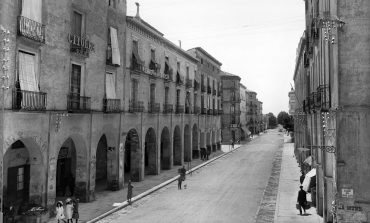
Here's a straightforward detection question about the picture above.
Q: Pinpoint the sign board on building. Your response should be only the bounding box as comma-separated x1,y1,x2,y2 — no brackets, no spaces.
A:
341,188,354,198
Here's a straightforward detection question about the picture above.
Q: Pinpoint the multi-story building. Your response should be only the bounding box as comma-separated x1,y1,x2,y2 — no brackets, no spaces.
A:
0,0,222,219
256,100,264,132
293,1,370,222
288,88,297,115
187,47,222,154
246,90,258,134
239,83,249,140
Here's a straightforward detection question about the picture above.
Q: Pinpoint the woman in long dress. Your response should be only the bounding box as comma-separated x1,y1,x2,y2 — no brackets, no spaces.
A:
65,198,74,223
56,201,65,223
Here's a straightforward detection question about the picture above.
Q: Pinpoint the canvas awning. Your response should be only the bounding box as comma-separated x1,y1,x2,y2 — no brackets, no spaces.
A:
241,126,251,136
302,168,316,191
303,156,313,166
109,27,120,66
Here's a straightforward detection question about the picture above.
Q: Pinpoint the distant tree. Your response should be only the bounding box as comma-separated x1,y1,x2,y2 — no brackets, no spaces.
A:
277,111,294,132
267,112,277,129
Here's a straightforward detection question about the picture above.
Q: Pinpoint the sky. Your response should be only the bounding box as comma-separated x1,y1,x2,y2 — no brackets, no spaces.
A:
126,0,305,116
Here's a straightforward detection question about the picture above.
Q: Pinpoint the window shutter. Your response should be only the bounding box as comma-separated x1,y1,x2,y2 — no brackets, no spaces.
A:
18,51,38,92
21,0,42,23
110,27,120,66
105,72,116,99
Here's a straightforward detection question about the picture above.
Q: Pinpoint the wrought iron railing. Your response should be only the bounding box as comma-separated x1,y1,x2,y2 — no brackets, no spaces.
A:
175,105,184,114
207,109,213,115
17,16,45,43
103,98,120,113
129,100,144,113
186,79,192,89
67,93,91,112
131,62,145,74
163,72,173,82
163,103,173,114
148,102,160,113
12,89,47,111
317,85,330,111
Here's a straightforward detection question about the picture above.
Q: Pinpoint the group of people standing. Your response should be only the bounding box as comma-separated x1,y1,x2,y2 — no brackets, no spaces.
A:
56,198,79,223
200,148,210,161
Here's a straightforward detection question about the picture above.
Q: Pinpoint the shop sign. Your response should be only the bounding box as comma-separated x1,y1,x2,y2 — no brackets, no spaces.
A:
341,188,354,198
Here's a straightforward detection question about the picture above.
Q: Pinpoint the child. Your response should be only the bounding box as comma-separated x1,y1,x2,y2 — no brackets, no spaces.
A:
56,201,65,223
65,198,73,223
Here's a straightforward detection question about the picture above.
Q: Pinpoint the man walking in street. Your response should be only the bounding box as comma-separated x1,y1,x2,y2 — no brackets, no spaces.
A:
127,180,134,205
297,185,307,215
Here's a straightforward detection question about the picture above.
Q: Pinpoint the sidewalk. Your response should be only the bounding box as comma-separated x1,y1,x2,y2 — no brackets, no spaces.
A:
274,142,323,223
47,150,225,223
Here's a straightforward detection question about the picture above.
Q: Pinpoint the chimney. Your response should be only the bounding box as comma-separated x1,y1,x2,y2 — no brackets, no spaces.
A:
135,2,141,19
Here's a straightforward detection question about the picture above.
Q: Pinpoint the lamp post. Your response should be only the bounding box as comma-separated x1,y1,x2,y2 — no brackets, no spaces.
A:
0,25,10,223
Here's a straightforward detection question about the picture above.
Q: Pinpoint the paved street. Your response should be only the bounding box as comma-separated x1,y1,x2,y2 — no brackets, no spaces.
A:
98,130,284,223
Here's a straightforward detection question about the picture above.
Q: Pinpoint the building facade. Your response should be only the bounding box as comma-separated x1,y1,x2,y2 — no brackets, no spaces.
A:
294,0,370,222
288,88,297,115
0,0,222,219
246,90,258,135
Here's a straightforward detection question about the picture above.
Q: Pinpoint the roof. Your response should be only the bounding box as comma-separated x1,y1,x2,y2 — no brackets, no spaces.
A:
187,47,222,66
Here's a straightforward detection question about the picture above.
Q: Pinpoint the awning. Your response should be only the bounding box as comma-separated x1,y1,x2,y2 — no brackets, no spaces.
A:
303,156,313,166
297,147,310,152
306,168,316,177
110,27,120,66
241,126,251,136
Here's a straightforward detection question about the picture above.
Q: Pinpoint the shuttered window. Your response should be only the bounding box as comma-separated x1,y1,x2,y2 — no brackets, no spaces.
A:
21,0,42,23
131,79,138,103
72,11,82,36
105,72,116,99
18,51,38,92
70,64,81,95
109,27,120,65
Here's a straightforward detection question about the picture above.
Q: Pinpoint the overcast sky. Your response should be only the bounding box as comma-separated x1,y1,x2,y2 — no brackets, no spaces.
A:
127,0,305,116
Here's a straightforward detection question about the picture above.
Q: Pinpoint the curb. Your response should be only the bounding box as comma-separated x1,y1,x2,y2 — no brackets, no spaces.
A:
87,145,243,223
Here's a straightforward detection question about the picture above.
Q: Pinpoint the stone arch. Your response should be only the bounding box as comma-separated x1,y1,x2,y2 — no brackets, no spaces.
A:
173,125,182,165
3,138,46,211
184,124,191,162
192,124,199,159
145,128,157,175
124,129,141,182
160,127,171,170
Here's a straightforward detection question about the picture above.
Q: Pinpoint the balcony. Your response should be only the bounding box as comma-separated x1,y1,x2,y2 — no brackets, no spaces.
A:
148,102,160,113
212,89,216,96
129,100,144,113
17,16,45,43
175,105,184,114
103,98,120,113
201,107,207,115
185,79,192,89
317,85,330,111
130,62,145,75
201,85,206,93
67,93,91,112
230,96,241,103
176,74,184,86
163,72,173,82
68,33,95,57
217,90,222,97
229,123,240,128
194,106,200,114
194,80,199,91
163,103,173,114
207,109,213,115
12,89,47,111
207,86,212,94
185,105,191,114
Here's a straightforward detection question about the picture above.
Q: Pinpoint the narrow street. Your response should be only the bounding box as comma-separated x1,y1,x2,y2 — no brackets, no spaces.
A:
98,130,284,223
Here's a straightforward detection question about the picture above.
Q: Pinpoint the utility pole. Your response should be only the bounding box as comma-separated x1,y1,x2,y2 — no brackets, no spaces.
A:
0,25,10,223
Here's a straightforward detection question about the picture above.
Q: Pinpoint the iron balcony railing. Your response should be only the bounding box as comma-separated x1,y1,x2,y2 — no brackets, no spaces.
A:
185,79,192,89
129,100,144,113
103,98,120,113
148,102,160,113
175,105,184,114
207,86,212,94
201,107,207,115
17,16,45,43
130,62,145,74
185,105,191,114
201,84,206,93
317,85,330,111
176,74,184,86
67,93,91,112
12,89,47,111
163,103,173,114
163,72,173,82
194,106,200,114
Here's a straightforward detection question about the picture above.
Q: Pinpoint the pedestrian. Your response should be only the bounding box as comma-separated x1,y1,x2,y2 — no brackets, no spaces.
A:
6,204,15,223
56,201,65,223
300,172,305,185
177,176,183,190
200,148,204,160
65,198,73,223
297,186,307,215
72,198,79,223
206,148,210,160
180,166,186,181
127,180,134,205
231,141,234,150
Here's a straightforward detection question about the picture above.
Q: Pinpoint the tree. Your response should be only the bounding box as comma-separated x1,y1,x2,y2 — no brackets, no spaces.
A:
277,111,294,132
267,112,277,129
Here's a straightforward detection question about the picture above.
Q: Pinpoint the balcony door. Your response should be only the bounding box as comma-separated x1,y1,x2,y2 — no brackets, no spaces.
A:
70,64,82,109
131,79,138,104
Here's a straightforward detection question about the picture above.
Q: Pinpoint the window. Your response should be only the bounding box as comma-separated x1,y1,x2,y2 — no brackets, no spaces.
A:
72,11,83,36
150,84,155,104
70,64,81,95
105,72,116,99
149,49,156,70
176,89,180,106
201,58,203,64
164,87,169,105
194,93,197,107
186,66,189,80
108,27,120,66
18,51,38,92
21,0,42,23
201,95,204,109
164,56,170,74
131,79,138,102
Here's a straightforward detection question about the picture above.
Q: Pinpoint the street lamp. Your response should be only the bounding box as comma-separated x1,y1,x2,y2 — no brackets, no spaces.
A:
0,25,10,223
